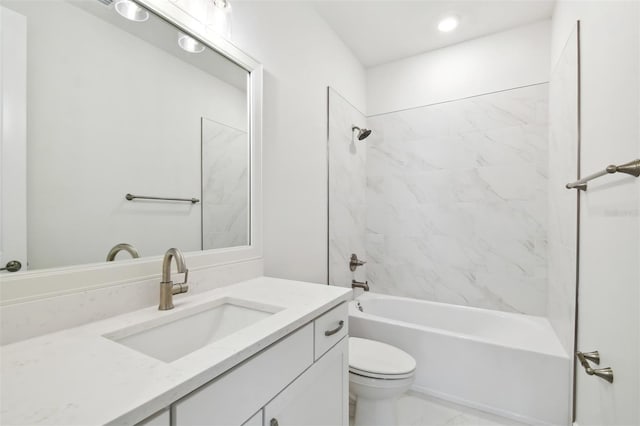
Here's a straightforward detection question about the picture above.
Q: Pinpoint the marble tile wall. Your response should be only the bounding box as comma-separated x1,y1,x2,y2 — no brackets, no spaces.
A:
202,117,249,250
366,84,550,315
547,26,579,355
328,88,368,288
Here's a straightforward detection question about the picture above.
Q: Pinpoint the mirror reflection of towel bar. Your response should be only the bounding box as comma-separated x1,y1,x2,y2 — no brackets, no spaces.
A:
125,193,200,204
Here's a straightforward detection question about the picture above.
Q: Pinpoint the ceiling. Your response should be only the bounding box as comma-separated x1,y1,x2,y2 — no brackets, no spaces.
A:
313,1,555,67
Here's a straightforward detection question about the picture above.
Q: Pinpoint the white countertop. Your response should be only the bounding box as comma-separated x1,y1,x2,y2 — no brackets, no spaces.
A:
0,277,351,425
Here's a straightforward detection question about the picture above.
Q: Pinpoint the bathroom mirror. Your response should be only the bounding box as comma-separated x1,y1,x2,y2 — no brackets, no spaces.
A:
1,0,252,273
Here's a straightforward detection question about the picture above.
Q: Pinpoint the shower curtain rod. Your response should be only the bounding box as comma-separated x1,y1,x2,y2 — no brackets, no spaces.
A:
566,158,640,191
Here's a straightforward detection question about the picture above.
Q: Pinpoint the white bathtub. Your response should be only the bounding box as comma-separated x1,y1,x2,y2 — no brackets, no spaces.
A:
349,293,571,425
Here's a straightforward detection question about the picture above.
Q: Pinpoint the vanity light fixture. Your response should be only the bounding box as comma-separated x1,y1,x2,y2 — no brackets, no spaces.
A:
114,0,149,22
178,33,205,53
438,16,459,32
212,0,230,9
207,0,232,39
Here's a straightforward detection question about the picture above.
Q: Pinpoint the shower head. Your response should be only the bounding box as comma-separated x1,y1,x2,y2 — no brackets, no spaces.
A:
352,126,372,141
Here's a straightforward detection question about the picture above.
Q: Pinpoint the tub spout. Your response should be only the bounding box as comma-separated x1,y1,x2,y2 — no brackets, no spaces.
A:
352,280,369,291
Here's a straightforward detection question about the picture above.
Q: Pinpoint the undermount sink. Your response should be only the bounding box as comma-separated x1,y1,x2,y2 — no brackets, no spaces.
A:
104,298,282,362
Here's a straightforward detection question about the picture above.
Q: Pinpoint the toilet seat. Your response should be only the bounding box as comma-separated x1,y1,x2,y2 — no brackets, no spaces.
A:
349,337,416,380
349,366,414,380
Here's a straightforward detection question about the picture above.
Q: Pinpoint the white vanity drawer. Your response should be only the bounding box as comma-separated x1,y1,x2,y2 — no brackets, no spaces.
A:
314,302,348,360
173,323,313,426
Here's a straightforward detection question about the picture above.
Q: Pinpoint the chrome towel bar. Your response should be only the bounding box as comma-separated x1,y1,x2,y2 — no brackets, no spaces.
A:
125,193,200,204
566,158,640,191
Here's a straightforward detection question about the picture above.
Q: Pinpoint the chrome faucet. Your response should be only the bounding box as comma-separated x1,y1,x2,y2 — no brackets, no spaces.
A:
106,243,140,261
352,280,369,291
159,248,189,310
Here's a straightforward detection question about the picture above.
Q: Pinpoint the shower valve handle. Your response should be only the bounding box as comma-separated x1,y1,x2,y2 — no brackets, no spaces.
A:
349,253,366,271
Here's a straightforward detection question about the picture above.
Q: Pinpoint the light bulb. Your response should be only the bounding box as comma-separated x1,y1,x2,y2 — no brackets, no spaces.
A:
207,0,232,39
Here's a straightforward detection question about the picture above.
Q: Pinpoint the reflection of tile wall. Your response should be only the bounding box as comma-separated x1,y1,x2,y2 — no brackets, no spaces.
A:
328,88,368,287
547,27,579,355
367,84,549,315
202,117,249,250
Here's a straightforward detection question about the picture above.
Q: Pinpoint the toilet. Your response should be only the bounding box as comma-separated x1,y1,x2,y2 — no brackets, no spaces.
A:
349,337,416,426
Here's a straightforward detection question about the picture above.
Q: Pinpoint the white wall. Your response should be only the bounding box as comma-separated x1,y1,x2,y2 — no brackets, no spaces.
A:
550,1,639,425
230,2,367,284
367,20,551,116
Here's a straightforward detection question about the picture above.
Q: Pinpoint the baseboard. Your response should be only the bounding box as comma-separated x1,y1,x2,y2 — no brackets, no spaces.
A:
410,384,562,426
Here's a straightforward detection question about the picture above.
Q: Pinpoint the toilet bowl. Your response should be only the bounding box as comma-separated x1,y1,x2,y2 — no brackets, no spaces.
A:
349,337,416,426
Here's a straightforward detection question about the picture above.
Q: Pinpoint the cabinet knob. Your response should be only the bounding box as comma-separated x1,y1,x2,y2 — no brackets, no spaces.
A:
270,418,279,426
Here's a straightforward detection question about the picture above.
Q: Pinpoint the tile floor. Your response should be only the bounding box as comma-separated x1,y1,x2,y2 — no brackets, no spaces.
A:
350,391,530,426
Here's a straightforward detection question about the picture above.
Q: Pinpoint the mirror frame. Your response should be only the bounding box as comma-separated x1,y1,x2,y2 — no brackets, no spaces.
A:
0,0,263,305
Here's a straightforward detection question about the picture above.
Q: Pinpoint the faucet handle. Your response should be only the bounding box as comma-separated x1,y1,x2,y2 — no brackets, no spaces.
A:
172,269,189,295
178,268,189,289
178,268,189,285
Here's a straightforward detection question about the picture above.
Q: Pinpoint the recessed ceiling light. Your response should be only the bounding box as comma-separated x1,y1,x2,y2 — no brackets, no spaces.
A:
438,16,459,32
114,0,149,22
178,33,205,53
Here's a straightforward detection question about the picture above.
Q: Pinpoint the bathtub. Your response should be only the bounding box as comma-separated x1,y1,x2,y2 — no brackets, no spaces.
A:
349,293,571,425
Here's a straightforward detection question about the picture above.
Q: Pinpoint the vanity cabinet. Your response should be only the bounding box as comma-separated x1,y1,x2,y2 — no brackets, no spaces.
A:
171,302,348,426
263,337,348,426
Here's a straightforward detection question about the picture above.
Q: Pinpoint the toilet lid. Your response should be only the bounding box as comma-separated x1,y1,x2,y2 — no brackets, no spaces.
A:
349,337,416,379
